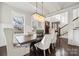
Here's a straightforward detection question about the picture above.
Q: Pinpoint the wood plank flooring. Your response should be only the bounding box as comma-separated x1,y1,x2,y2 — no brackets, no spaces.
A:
0,46,7,56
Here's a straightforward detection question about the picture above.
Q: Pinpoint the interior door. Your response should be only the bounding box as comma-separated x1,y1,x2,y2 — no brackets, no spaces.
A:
73,29,79,46
45,21,50,34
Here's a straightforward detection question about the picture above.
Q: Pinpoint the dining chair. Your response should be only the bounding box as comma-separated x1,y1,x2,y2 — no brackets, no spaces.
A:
50,28,57,44
4,28,29,56
50,29,57,55
34,34,52,56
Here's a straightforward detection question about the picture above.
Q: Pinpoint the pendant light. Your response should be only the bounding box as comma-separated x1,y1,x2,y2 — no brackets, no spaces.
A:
33,2,45,22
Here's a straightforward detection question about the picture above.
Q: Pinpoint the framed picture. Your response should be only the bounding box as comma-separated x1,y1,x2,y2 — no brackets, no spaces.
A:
13,16,24,33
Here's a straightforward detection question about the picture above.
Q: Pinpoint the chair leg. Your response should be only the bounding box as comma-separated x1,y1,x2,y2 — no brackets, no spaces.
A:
48,48,51,55
44,50,46,56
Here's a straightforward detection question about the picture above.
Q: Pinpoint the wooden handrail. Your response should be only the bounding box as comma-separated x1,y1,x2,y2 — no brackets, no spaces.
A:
60,32,68,36
60,24,68,29
73,17,79,21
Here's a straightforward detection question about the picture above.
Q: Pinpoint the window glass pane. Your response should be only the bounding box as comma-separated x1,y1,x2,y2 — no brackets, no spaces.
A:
78,8,79,17
53,14,61,21
73,8,79,19
60,12,68,27
52,12,68,28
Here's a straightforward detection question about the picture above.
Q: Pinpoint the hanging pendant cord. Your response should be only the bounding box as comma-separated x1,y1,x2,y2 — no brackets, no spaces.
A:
42,2,43,16
36,2,37,13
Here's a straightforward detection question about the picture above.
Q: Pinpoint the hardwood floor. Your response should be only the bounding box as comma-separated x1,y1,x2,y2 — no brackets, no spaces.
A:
0,44,79,56
0,46,7,56
67,45,79,56
25,44,79,56
0,37,78,56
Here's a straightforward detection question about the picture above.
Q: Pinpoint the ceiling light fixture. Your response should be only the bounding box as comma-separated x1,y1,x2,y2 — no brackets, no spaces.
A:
32,2,45,22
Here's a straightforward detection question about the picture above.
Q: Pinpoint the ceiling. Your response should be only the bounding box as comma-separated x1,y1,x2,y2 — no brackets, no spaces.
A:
4,2,79,16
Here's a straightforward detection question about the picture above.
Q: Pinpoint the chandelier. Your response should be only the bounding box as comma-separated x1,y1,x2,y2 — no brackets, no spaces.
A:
32,2,45,22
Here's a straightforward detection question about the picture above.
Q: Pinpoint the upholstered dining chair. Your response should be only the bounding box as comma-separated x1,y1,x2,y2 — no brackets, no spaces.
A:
35,34,52,56
4,28,29,56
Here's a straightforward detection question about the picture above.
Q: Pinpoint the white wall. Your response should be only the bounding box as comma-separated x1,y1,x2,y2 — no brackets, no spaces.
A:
0,3,1,46
0,3,31,55
25,14,32,35
0,4,1,23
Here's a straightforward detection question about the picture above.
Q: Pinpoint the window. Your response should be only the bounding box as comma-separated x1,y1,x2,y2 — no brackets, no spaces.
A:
73,8,79,20
32,15,44,30
52,12,68,28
